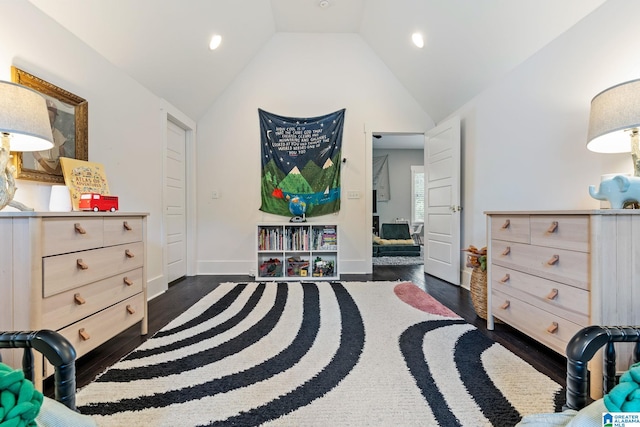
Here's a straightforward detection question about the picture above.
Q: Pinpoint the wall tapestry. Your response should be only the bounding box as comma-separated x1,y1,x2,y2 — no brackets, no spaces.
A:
372,154,390,202
259,108,345,219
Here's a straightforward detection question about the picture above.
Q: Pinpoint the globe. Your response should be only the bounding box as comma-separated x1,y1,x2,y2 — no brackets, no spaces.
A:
288,196,307,217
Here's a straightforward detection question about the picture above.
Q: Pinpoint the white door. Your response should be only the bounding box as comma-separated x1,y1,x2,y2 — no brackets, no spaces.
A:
424,116,461,285
165,119,187,283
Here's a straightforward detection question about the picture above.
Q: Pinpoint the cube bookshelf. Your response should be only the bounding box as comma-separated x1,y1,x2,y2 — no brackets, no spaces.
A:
257,224,339,280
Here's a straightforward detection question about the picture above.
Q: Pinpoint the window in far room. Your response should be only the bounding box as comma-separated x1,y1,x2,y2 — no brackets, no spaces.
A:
411,165,424,224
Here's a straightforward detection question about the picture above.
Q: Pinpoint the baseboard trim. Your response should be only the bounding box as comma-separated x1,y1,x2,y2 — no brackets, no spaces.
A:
461,268,472,290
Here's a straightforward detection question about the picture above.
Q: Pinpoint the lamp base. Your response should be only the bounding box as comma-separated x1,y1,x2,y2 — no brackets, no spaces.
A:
0,134,33,211
631,130,640,177
0,135,16,211
8,199,34,211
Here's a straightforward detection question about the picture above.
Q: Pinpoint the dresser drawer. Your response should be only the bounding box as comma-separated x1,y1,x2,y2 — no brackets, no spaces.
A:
491,264,589,325
491,240,589,289
56,294,144,360
530,215,589,252
491,290,584,355
104,217,143,246
45,293,145,376
42,267,143,330
42,218,104,256
43,241,144,297
490,215,530,243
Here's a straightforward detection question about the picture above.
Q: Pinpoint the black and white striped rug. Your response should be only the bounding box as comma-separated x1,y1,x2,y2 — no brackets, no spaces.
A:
76,281,563,426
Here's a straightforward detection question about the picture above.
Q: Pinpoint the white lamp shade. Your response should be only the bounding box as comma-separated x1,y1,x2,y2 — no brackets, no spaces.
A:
587,78,640,153
0,80,54,152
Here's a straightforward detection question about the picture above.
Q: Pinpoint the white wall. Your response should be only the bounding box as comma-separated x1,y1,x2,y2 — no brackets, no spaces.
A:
455,0,637,267
0,1,178,297
373,148,424,226
196,33,433,275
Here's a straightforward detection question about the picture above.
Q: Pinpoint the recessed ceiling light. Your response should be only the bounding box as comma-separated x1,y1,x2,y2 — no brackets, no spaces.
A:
412,32,424,48
209,34,222,50
319,0,330,8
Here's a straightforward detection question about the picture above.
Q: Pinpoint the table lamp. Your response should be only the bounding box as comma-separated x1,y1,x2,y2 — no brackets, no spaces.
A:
0,80,54,211
587,78,640,176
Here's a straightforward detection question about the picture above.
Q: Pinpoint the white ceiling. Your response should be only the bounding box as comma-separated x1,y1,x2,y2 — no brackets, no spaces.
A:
29,0,605,123
373,133,425,150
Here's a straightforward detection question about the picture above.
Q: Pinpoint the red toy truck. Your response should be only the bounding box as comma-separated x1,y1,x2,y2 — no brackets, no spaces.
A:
79,193,119,212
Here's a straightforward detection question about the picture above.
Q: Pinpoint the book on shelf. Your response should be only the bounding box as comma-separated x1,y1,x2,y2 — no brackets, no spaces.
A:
313,226,337,250
286,227,309,251
258,227,283,251
60,157,110,211
260,224,336,251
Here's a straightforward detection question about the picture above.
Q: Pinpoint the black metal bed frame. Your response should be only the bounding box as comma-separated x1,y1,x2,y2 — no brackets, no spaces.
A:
565,325,640,410
0,330,77,410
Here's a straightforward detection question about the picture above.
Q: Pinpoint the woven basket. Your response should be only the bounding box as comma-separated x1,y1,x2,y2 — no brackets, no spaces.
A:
470,267,488,320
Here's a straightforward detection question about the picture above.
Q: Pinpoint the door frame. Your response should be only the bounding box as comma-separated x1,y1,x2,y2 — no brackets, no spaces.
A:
161,100,197,285
367,130,426,273
366,122,460,283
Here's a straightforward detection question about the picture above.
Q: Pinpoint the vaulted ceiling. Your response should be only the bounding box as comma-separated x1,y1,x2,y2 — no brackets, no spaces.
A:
29,0,605,122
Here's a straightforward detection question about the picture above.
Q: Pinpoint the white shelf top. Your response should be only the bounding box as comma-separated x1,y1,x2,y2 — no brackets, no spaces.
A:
0,211,149,218
484,209,640,215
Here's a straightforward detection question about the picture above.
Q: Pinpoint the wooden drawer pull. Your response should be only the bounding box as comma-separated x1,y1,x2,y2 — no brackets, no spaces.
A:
74,223,86,234
125,249,135,258
501,219,511,229
126,305,136,315
501,246,511,256
546,288,559,300
547,254,560,265
499,274,510,283
74,293,86,305
78,328,90,341
547,221,559,233
123,277,134,286
500,300,510,310
76,259,89,270
123,221,132,231
547,322,559,334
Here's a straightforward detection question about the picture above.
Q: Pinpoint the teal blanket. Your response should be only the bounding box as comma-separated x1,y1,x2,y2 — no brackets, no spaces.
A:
604,361,640,412
0,363,42,427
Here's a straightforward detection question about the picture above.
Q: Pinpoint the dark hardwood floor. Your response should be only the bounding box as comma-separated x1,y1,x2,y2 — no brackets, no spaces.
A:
45,265,567,396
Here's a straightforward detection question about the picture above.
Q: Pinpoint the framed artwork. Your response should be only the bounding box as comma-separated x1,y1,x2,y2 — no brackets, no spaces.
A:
11,66,88,183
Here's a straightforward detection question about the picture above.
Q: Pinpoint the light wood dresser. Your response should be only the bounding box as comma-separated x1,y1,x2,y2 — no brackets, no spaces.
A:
0,212,148,389
486,210,640,396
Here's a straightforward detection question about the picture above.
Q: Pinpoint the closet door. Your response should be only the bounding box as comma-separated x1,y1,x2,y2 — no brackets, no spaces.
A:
165,119,187,283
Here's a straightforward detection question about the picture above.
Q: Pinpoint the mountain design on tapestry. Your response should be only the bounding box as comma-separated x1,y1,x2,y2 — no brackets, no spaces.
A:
260,151,341,217
278,166,313,194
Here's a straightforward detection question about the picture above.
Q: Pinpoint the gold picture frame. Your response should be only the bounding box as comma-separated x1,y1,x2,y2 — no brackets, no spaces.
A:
11,66,88,183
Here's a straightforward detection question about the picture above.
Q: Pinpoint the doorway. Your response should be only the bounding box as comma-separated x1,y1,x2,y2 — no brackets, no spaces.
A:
372,133,425,265
370,118,461,284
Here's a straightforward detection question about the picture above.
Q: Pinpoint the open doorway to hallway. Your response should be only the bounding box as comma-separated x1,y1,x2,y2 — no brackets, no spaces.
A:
372,133,424,266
